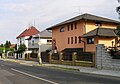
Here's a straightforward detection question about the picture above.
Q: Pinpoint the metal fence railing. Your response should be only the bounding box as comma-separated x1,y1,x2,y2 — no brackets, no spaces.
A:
76,52,93,62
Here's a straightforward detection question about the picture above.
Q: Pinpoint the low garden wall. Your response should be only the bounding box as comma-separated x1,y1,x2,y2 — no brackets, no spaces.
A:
96,44,120,70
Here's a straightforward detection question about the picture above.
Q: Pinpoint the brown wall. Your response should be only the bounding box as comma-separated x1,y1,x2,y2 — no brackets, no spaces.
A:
52,21,85,51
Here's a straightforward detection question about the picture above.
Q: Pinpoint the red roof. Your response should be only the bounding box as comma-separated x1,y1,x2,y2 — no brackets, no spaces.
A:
16,26,40,38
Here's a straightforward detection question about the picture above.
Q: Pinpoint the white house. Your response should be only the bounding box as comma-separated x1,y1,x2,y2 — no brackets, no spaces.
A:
27,29,52,53
16,26,40,59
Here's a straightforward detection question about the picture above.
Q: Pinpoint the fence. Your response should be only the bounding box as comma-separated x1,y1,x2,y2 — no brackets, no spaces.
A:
41,52,49,62
49,52,95,67
24,53,38,61
96,44,120,70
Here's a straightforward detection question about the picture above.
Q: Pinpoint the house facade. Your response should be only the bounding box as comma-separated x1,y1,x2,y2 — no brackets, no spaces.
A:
27,30,52,53
47,13,119,52
16,26,40,49
24,30,52,61
16,26,40,58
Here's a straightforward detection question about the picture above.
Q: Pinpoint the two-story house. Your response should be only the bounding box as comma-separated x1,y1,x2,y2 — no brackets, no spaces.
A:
46,13,119,52
27,29,52,53
24,30,52,61
16,26,40,58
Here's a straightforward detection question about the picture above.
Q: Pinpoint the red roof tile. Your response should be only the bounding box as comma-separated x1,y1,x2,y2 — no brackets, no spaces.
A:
16,26,40,38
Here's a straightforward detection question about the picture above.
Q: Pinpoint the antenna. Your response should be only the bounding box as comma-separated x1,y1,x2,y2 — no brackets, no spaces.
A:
78,7,83,15
74,6,82,15
33,20,36,27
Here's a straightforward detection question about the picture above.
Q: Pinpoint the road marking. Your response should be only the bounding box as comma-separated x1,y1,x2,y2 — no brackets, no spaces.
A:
11,68,59,84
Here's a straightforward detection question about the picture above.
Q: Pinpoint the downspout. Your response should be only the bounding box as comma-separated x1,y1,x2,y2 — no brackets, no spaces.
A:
84,19,87,34
96,28,99,36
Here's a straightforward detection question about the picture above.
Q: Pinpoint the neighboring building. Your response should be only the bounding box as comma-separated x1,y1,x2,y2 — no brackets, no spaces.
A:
24,29,52,61
27,29,52,53
46,13,119,52
16,26,40,58
10,44,16,49
16,26,40,50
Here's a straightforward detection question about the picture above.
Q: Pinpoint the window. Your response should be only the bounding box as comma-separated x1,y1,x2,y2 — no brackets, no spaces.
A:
71,37,73,44
29,41,31,45
95,22,102,27
20,41,22,44
60,27,65,32
47,40,52,42
71,24,73,30
87,38,94,44
32,40,34,46
68,37,70,44
78,36,81,43
68,25,69,31
47,40,52,44
75,23,77,29
75,36,77,44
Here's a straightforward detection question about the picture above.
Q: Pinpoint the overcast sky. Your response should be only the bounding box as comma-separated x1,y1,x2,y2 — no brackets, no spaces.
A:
0,0,119,44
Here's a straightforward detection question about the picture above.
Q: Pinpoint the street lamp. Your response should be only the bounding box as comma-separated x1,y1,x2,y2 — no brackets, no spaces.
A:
38,34,42,64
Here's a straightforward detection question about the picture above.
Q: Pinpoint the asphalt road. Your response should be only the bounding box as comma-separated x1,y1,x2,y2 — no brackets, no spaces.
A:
0,60,120,84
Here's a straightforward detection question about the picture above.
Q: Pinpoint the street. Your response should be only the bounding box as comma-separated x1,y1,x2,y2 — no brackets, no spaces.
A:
0,60,120,84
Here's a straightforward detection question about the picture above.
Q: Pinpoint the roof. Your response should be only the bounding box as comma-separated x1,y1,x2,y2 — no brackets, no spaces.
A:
40,30,52,38
10,44,16,48
16,26,40,38
82,28,117,38
34,30,52,38
46,13,120,30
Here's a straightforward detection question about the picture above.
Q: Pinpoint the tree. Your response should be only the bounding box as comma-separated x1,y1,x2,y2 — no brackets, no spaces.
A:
0,44,4,47
18,44,26,53
15,44,17,50
117,0,120,18
4,40,11,48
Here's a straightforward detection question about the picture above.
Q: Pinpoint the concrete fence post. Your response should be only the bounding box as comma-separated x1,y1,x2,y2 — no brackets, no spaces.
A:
49,53,52,63
96,44,104,69
72,52,77,66
59,52,63,64
92,53,95,67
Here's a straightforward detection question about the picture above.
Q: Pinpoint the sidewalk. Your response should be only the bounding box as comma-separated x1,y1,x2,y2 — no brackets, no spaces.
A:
0,58,39,66
0,58,120,78
43,63,120,77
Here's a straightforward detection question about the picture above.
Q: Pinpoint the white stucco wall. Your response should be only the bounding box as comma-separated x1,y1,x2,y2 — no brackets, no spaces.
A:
17,36,29,49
